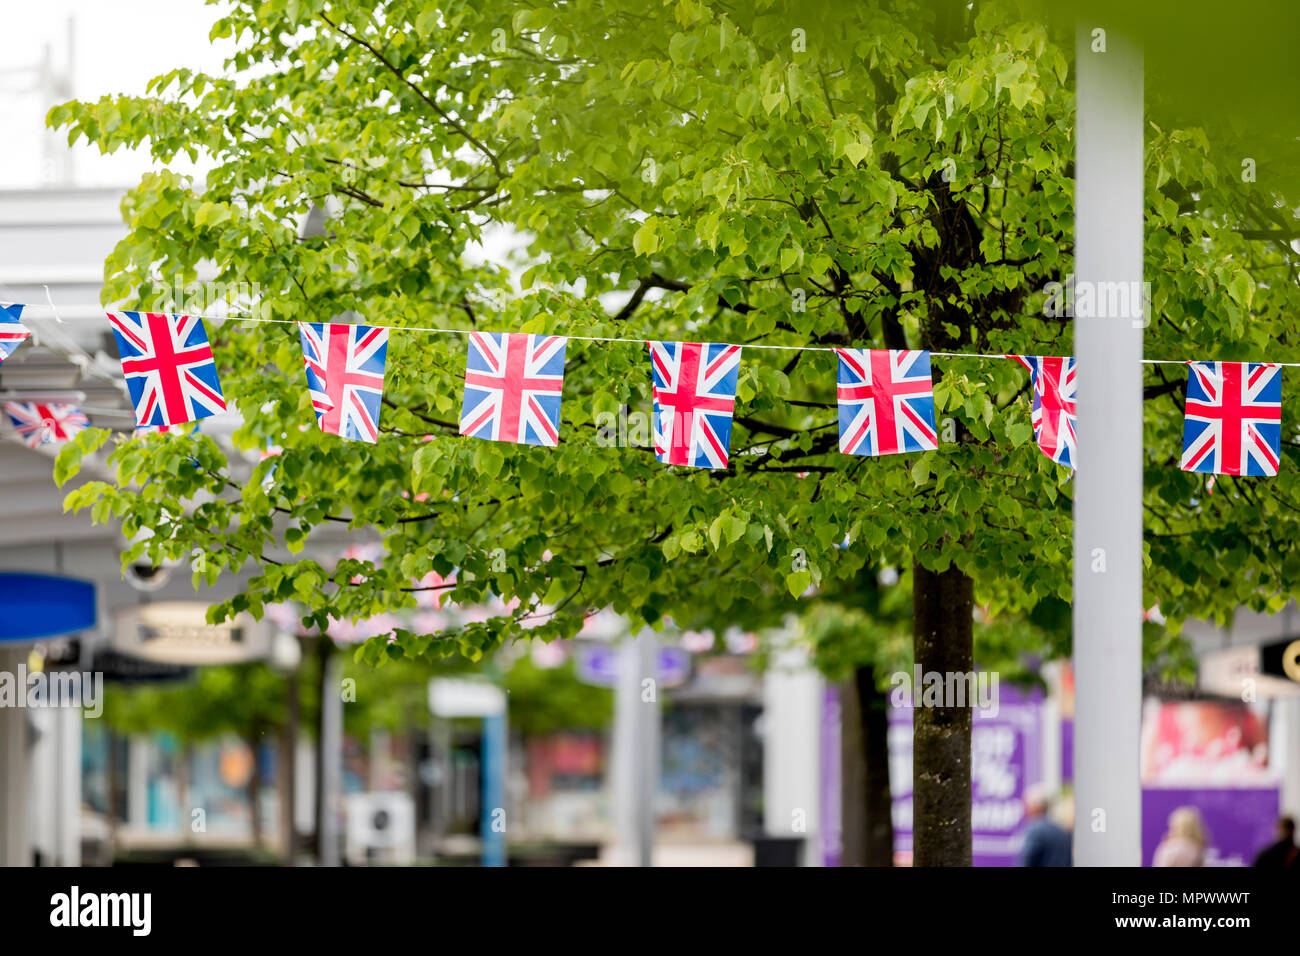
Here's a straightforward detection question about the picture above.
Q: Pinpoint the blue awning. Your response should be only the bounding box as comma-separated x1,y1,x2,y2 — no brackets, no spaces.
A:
0,573,96,642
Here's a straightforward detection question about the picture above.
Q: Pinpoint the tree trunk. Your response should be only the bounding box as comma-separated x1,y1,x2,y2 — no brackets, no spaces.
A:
911,560,974,866
839,666,894,865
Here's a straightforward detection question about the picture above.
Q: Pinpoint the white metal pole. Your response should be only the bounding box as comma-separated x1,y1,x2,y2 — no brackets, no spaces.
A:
614,629,659,866
634,630,659,867
57,704,81,866
320,650,343,866
1073,24,1145,866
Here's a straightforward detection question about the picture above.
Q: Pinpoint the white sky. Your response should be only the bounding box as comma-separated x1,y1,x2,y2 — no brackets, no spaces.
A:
0,0,232,188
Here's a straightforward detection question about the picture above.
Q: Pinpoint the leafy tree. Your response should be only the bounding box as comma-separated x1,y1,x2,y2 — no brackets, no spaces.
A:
51,0,1300,865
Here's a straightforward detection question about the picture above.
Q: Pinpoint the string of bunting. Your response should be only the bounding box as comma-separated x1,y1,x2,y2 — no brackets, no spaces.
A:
0,301,1286,478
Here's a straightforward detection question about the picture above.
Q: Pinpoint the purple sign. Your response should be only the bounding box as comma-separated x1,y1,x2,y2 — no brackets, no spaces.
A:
1061,717,1074,784
574,644,691,688
889,682,1043,866
1142,788,1279,867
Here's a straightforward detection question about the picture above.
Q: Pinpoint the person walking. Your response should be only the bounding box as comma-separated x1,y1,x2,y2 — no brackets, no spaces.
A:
1019,785,1072,867
1252,816,1299,868
1152,806,1207,867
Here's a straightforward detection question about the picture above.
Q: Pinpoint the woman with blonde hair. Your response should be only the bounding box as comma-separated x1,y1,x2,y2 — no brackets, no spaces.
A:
1152,806,1208,867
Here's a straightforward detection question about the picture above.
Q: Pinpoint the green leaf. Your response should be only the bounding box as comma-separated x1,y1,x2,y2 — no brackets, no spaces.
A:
632,219,660,256
1008,422,1033,449
473,443,504,478
785,569,812,598
910,456,931,486
1228,273,1253,308
194,202,229,228
54,428,110,487
1009,81,1033,111
843,140,871,167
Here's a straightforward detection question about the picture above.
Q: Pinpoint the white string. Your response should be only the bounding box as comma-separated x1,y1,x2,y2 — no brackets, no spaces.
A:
41,286,65,324
4,299,1299,366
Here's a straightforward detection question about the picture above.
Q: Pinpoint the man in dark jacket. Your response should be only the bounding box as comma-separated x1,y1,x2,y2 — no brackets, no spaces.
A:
1252,816,1299,868
1019,786,1072,867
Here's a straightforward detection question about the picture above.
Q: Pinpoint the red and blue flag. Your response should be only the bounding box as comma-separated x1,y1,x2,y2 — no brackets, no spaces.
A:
648,341,743,469
1010,355,1077,468
835,348,937,456
298,322,388,443
107,311,227,427
1,304,31,365
4,401,89,448
1180,361,1281,477
459,332,567,446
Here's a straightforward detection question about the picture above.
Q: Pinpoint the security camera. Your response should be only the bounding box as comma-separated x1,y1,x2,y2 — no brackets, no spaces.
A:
124,561,174,593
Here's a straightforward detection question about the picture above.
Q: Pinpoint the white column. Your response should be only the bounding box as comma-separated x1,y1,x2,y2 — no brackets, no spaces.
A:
294,736,315,842
613,630,659,866
1040,661,1063,799
762,643,821,863
1272,697,1300,819
127,736,149,829
55,705,81,866
29,704,54,864
1073,25,1145,866
319,651,343,866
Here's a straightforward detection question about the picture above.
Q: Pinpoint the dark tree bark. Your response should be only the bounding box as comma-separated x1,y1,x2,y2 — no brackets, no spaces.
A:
839,665,895,866
911,560,974,866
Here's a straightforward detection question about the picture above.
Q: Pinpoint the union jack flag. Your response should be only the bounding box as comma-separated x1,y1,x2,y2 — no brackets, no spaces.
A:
0,304,31,365
1010,355,1077,468
835,348,937,456
4,401,89,448
459,332,567,446
107,311,227,427
648,341,743,469
1180,361,1282,477
298,322,389,443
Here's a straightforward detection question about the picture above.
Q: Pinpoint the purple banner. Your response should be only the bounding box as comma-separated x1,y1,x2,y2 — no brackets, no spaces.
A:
1142,788,1279,867
1061,717,1074,784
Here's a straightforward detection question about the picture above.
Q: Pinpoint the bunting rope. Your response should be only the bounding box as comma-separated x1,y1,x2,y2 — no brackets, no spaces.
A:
0,299,1289,476
3,300,1299,366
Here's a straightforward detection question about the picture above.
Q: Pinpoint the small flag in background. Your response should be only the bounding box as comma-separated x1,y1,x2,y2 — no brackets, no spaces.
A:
1180,361,1282,477
835,348,937,456
299,322,388,443
1010,355,1078,468
4,401,89,448
0,304,31,365
108,311,227,427
647,341,742,469
460,332,567,446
